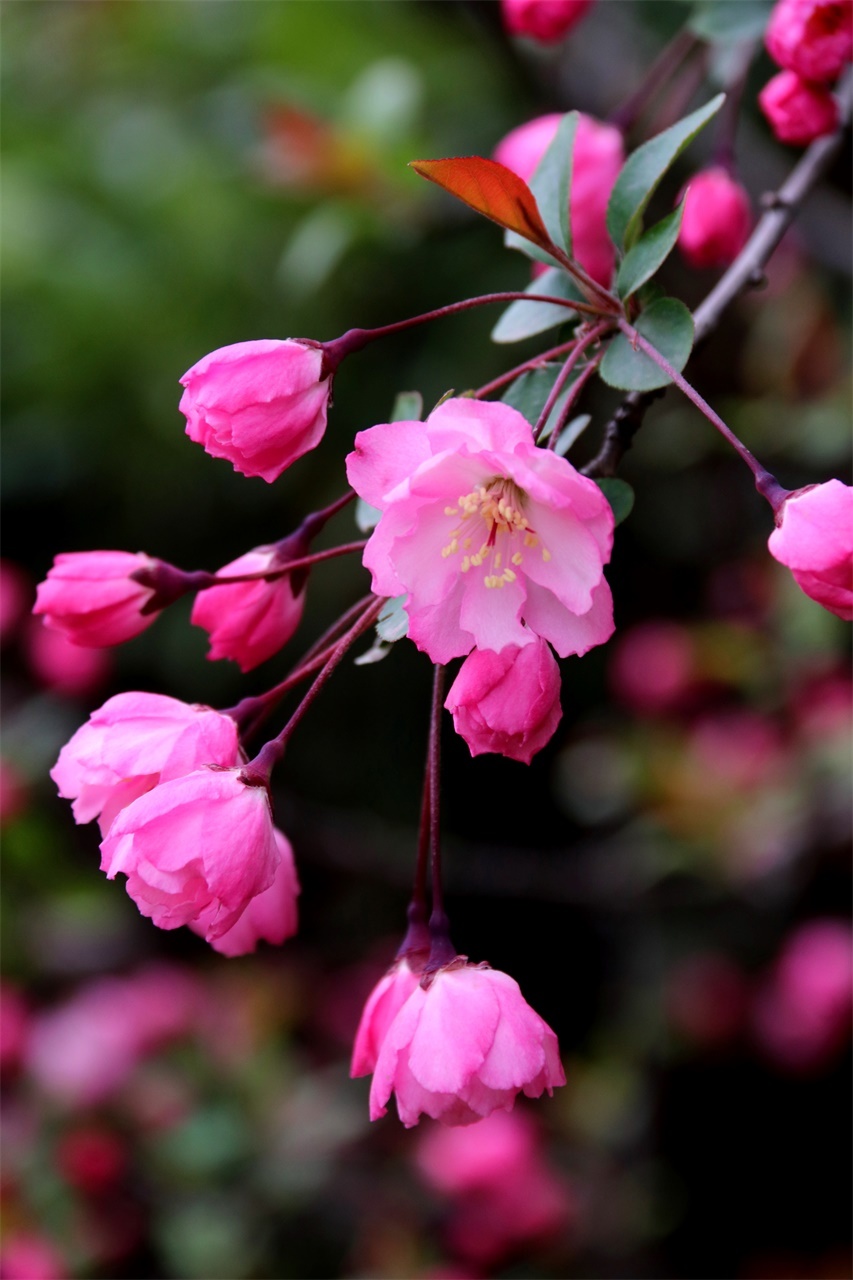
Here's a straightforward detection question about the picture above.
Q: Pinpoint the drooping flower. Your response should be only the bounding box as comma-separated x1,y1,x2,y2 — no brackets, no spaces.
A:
501,0,595,44
767,479,853,619
51,692,241,836
33,551,161,648
677,168,752,269
445,639,562,763
369,961,565,1127
758,70,839,144
179,338,331,483
494,113,624,286
351,956,423,1078
190,828,300,955
191,543,306,671
346,397,614,665
766,0,853,83
100,766,280,938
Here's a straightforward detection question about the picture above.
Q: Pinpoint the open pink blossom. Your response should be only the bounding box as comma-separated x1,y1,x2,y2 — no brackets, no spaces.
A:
179,338,331,483
346,398,614,665
501,0,594,43
33,551,160,648
768,479,853,619
369,962,565,1127
51,692,241,836
100,766,280,937
190,828,299,955
494,113,624,286
677,168,752,269
766,0,852,83
351,956,422,1078
758,70,839,144
191,544,306,671
445,639,562,763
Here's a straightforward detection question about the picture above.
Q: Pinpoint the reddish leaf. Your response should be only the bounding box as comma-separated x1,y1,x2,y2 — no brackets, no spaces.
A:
410,156,560,256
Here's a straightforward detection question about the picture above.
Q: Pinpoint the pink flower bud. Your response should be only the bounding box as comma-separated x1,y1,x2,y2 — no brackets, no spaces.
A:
767,479,853,619
766,0,852,83
677,168,752,269
758,70,839,144
190,828,299,955
445,640,562,764
99,766,279,937
494,114,624,286
191,544,306,671
501,0,594,43
369,961,565,1127
179,339,331,483
351,956,422,1078
51,691,241,836
33,551,161,648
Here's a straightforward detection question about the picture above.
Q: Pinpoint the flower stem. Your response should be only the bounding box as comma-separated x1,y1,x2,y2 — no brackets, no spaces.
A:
547,352,602,452
533,323,610,442
475,338,580,399
424,664,456,973
610,25,702,134
204,541,367,587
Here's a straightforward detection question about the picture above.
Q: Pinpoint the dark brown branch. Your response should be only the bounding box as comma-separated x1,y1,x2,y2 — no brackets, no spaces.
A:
583,69,853,479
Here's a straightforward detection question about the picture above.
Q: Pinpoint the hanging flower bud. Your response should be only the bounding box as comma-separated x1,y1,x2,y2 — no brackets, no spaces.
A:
767,479,853,619
33,551,164,648
765,0,853,84
445,639,562,764
191,543,307,672
501,0,595,44
369,961,565,1127
758,70,839,144
179,338,332,483
677,168,752,269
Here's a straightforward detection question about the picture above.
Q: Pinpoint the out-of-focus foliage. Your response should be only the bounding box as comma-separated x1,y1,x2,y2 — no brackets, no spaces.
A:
2,3,850,1278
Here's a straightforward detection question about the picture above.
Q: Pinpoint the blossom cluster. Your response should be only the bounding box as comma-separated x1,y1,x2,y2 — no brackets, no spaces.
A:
759,0,852,144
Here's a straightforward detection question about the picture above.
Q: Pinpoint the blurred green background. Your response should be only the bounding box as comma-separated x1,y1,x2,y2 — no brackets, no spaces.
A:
2,3,851,1278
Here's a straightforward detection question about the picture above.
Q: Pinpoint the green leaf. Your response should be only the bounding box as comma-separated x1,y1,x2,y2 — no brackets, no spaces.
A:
503,227,564,267
595,477,635,524
554,413,592,457
606,95,725,250
376,594,409,642
616,200,685,299
391,390,423,421
599,297,694,391
689,0,771,43
491,268,582,343
530,111,578,255
502,364,563,426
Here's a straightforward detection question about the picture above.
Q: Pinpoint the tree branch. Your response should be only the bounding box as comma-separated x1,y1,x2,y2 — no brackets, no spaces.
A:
583,69,853,479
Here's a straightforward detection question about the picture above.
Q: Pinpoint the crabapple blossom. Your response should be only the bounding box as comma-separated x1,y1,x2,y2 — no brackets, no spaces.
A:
758,70,839,144
494,113,624,286
346,397,614,665
99,765,280,938
51,692,241,836
351,956,422,1077
501,0,595,44
767,479,853,620
33,551,161,648
191,543,306,671
369,961,565,1127
190,828,300,955
766,0,853,83
179,338,331,482
677,168,752,269
445,638,562,763
26,618,111,696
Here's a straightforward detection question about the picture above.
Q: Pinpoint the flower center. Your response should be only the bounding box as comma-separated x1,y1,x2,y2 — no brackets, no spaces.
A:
441,479,550,589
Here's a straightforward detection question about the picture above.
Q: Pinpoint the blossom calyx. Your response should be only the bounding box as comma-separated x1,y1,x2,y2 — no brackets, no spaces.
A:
445,639,562,764
767,479,853,620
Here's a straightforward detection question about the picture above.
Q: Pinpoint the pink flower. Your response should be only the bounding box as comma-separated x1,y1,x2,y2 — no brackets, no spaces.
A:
190,828,300,955
51,691,241,836
25,618,111,696
346,398,614,665
99,766,280,937
445,639,562,763
501,0,594,43
191,544,306,671
0,1234,68,1280
179,339,331,483
608,620,696,715
33,551,161,647
758,70,839,144
351,956,422,1077
767,479,853,619
677,168,751,269
766,0,852,83
369,962,565,1127
494,114,624,286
